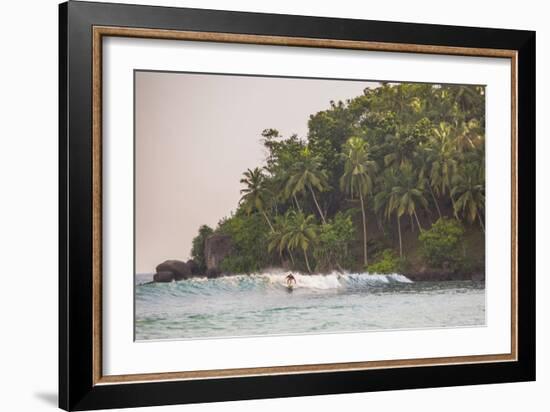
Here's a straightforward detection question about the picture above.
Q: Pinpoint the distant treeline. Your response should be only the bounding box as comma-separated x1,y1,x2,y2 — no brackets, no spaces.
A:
192,83,486,275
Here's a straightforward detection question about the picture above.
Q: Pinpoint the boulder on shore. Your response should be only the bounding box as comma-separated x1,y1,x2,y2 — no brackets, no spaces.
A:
155,259,192,281
153,271,175,283
186,259,200,276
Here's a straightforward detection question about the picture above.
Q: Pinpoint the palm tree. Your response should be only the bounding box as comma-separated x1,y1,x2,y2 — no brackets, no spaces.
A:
285,211,318,273
239,167,274,232
284,148,329,224
455,119,484,153
374,169,404,258
426,122,459,199
274,169,302,212
383,132,416,170
391,164,429,233
413,144,442,220
451,85,485,122
268,212,295,266
340,137,378,266
451,164,485,232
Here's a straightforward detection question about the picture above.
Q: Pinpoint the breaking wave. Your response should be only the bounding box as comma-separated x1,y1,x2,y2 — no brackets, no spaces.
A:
137,269,412,296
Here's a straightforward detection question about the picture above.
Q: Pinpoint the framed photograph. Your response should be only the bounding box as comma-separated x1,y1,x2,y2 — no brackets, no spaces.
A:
59,1,535,410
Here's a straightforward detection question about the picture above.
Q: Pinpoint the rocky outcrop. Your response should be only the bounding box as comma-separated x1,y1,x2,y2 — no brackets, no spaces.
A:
187,259,200,276
152,248,231,282
155,259,192,281
204,234,232,271
405,266,485,282
153,271,175,283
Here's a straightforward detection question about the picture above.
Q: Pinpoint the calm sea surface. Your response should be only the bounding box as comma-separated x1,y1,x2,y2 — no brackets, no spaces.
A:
135,271,485,340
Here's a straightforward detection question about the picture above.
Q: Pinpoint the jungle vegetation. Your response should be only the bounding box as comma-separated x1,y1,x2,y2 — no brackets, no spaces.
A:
191,82,486,275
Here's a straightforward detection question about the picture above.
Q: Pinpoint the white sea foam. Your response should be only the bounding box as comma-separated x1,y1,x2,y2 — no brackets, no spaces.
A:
137,270,413,291
255,270,413,290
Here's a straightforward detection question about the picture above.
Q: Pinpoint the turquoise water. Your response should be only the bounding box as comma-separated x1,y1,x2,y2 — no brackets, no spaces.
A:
135,271,485,341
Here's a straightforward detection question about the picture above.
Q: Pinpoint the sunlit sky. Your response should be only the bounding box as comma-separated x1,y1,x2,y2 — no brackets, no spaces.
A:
135,71,380,273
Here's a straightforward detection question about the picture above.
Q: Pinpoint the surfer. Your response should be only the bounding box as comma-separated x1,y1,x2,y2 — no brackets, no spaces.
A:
285,273,296,288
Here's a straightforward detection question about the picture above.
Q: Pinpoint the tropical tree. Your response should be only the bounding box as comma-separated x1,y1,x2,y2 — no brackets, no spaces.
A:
374,169,404,257
273,168,302,212
340,137,378,266
451,164,485,232
392,164,429,232
239,167,274,231
425,122,459,200
314,211,355,272
217,213,271,273
284,147,330,224
449,85,486,123
455,119,484,153
261,130,306,212
414,146,442,219
268,212,295,266
285,211,318,273
383,133,415,170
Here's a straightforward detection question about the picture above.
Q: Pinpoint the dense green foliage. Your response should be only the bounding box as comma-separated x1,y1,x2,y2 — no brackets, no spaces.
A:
314,212,356,272
191,83,485,274
419,218,465,271
217,212,270,273
367,249,405,274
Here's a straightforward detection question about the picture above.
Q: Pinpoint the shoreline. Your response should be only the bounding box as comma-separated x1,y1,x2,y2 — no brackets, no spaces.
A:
404,271,484,282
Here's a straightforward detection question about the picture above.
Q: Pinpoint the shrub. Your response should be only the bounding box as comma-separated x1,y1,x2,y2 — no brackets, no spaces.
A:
367,249,404,274
419,218,465,271
216,212,270,273
314,211,355,272
219,255,259,274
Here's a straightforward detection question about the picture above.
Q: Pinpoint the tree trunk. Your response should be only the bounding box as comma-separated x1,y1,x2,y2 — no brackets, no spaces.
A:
293,194,302,212
262,210,274,232
303,249,312,273
359,189,368,266
288,249,296,266
478,213,485,233
413,210,424,232
397,213,403,258
377,215,383,231
308,184,327,224
450,193,459,219
428,184,443,219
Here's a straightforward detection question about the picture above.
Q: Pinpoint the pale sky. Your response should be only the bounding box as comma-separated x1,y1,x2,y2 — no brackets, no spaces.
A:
135,71,379,273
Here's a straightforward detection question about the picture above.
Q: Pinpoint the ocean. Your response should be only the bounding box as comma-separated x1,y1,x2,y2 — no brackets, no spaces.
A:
135,271,485,341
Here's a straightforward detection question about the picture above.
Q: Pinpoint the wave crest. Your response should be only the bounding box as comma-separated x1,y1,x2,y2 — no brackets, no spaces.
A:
138,270,412,295
262,271,412,290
